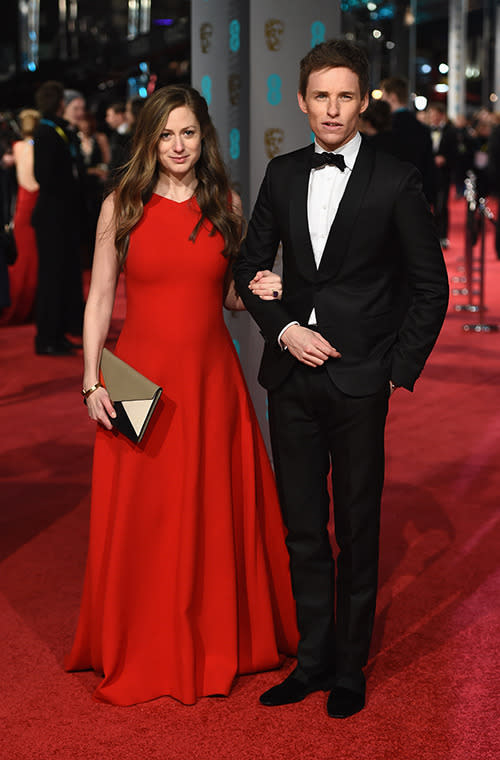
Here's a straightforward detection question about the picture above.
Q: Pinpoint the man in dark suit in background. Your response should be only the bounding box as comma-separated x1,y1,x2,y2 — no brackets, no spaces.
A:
234,40,448,719
105,102,129,177
427,101,458,248
32,80,85,355
381,76,436,206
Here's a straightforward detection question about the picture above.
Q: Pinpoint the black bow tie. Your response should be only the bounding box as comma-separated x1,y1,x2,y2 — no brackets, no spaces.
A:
311,152,346,171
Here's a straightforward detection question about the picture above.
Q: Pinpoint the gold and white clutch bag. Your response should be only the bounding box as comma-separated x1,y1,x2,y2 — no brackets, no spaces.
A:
100,348,163,443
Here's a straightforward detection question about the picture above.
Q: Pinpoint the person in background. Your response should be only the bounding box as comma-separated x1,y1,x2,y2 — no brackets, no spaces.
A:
427,102,458,249
63,90,86,131
0,109,39,325
381,76,436,206
65,84,298,706
234,39,448,719
0,114,18,312
31,80,85,355
123,96,146,150
358,98,393,152
78,111,110,261
453,114,475,198
105,102,128,176
469,109,494,199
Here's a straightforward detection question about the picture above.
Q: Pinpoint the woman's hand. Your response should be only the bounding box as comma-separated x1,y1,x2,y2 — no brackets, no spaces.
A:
85,386,116,430
248,270,283,301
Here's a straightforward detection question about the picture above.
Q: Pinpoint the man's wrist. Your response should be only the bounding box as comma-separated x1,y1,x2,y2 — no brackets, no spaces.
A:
278,321,299,350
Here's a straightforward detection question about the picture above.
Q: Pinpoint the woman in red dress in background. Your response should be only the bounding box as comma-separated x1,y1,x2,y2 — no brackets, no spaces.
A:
65,85,299,705
0,109,39,325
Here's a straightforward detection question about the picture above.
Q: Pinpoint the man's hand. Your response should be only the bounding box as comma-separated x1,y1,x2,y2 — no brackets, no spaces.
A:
281,324,341,367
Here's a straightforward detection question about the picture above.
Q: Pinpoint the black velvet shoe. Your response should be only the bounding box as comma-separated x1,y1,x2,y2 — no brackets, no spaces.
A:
260,670,335,707
327,686,365,718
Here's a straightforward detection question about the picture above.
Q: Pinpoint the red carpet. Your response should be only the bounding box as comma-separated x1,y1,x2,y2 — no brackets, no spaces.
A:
1,200,499,759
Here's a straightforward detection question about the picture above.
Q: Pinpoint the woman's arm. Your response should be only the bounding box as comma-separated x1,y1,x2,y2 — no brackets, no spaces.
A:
224,192,245,310
83,193,120,428
223,191,283,310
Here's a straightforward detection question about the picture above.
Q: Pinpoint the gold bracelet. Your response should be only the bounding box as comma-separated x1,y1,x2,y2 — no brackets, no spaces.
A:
81,381,103,404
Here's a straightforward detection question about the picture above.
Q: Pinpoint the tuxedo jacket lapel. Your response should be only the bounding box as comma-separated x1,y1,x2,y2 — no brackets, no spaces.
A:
317,139,375,283
289,144,317,283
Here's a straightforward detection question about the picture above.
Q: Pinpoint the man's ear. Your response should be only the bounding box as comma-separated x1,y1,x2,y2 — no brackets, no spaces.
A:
297,91,308,115
359,93,369,116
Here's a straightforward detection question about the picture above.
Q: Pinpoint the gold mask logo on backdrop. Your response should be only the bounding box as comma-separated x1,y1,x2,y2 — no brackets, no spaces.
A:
200,23,213,54
264,128,285,159
228,74,241,106
265,19,285,52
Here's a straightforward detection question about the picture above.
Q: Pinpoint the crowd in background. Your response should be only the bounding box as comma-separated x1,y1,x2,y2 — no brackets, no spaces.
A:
0,84,146,350
1,75,500,349
359,79,500,251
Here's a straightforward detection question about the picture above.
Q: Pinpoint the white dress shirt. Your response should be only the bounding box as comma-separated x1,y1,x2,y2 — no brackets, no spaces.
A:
278,131,362,345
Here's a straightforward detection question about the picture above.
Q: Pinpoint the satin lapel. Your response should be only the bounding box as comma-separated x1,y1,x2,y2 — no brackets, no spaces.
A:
317,139,375,283
289,144,317,284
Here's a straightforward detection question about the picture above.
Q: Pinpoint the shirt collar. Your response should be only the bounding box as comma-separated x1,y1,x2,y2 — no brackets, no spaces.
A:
313,131,361,171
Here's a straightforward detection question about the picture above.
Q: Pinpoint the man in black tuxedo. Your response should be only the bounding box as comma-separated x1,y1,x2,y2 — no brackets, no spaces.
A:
234,40,448,718
32,80,85,355
380,76,436,206
427,102,458,248
105,102,129,177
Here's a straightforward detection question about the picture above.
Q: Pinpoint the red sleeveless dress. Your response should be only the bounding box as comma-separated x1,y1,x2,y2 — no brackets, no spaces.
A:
0,186,38,325
65,194,298,705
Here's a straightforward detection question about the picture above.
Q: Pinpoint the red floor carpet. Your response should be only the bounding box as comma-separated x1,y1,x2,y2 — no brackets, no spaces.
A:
1,200,499,759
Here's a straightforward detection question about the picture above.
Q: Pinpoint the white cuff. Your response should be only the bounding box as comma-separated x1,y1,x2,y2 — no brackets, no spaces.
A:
278,321,299,350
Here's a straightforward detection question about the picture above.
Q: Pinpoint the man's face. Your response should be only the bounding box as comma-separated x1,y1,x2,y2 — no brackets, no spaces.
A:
298,66,368,152
106,108,121,129
428,108,444,128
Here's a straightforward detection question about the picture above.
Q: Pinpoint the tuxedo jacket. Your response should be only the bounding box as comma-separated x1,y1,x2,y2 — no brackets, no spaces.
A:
32,115,83,229
432,121,458,184
233,138,449,396
389,109,436,205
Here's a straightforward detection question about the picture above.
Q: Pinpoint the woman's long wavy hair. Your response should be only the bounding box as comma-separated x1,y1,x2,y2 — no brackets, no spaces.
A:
112,85,241,268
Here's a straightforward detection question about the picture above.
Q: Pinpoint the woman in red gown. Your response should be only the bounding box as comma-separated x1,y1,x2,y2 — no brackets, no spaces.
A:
65,85,298,705
0,109,39,325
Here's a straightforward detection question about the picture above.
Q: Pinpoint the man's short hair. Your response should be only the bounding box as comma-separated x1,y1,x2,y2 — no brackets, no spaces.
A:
108,102,126,115
299,39,369,99
360,99,392,133
35,80,64,116
380,76,409,105
428,101,446,115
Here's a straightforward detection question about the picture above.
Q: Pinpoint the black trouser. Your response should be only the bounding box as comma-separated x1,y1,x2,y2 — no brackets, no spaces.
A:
268,363,389,694
33,211,84,346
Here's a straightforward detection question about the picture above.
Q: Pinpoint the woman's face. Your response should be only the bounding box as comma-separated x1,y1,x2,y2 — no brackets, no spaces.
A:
79,119,92,136
64,97,86,126
156,106,202,179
